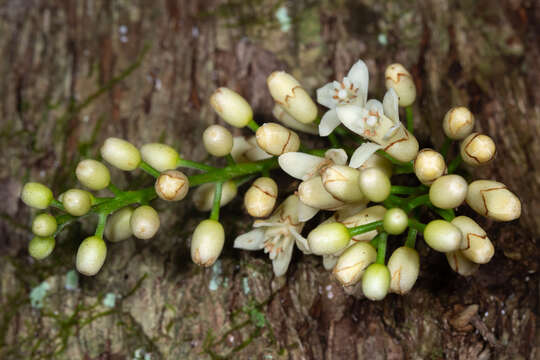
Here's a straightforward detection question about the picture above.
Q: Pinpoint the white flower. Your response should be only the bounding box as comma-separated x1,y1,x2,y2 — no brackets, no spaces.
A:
233,195,309,277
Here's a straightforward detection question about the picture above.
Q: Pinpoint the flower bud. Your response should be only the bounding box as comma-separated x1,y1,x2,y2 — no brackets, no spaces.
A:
387,246,420,294
191,219,224,267
104,207,134,242
130,205,160,239
383,208,408,235
362,263,391,301
63,189,92,216
155,170,189,202
140,143,179,172
100,137,141,171
424,220,462,252
307,222,350,255
466,180,521,221
32,213,57,237
414,148,446,185
29,236,55,260
298,176,344,210
359,153,393,178
210,87,253,128
230,136,272,163
383,128,419,162
451,216,494,264
460,133,496,166
244,177,278,218
21,182,53,210
333,242,377,286
267,71,317,124
321,165,364,203
75,159,111,190
442,107,475,140
76,236,107,276
385,63,416,107
358,168,391,202
255,123,300,156
429,175,468,209
193,181,238,211
203,125,233,157
446,250,479,276
341,205,386,241
272,104,318,135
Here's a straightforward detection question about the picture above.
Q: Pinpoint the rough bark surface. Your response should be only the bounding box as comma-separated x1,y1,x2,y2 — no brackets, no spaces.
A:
1,0,539,359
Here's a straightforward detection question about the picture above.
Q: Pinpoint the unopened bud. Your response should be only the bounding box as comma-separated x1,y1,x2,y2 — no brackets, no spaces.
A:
333,242,376,286
130,205,160,239
358,168,391,202
272,104,318,134
298,176,344,210
446,250,479,276
29,236,55,260
341,205,386,241
442,107,475,140
105,207,133,242
32,213,57,237
414,149,446,185
424,220,462,252
466,180,521,221
307,222,350,255
383,128,419,163
63,189,92,216
155,170,189,202
321,165,364,202
429,174,468,209
255,123,300,156
76,160,111,190
362,263,391,301
100,137,141,171
140,143,179,172
451,216,494,264
460,133,496,166
191,219,225,267
384,63,416,107
210,87,253,128
387,246,420,294
21,182,53,210
76,236,107,276
203,125,233,157
244,177,278,217
359,153,393,178
267,71,317,124
383,208,408,235
193,181,238,211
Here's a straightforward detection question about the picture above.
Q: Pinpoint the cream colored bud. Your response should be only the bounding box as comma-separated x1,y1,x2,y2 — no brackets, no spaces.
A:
191,219,224,267
63,189,92,216
446,250,479,276
203,125,233,157
414,149,447,185
321,165,364,203
267,71,317,124
255,123,300,156
140,143,179,172
100,137,141,171
424,220,462,252
29,236,55,260
358,168,391,202
210,87,253,128
442,107,475,140
32,213,57,237
130,205,160,239
272,104,318,135
193,181,238,212
387,246,420,294
362,263,391,301
21,182,53,210
460,133,496,166
429,175,468,209
466,180,521,221
155,170,189,202
298,176,344,210
384,63,416,107
383,208,408,235
76,236,107,276
307,222,350,255
104,207,134,242
359,153,393,178
383,129,419,162
75,159,111,190
333,242,377,286
341,205,387,241
244,177,278,217
451,216,494,264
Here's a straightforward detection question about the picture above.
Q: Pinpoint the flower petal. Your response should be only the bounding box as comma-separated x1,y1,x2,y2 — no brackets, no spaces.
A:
245,136,272,161
273,104,319,135
349,142,382,168
383,88,400,124
316,82,338,109
272,238,294,277
297,201,319,222
366,99,384,118
233,228,266,250
336,104,369,135
319,109,342,137
347,60,369,106
289,227,311,254
278,152,326,180
325,148,348,165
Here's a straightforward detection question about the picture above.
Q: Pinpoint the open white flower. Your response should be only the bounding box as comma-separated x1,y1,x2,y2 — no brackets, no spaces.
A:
233,195,309,277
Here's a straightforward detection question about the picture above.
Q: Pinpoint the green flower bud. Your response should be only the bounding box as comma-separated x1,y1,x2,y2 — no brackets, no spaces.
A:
76,236,107,276
333,242,377,286
414,148,446,185
446,250,479,276
359,153,393,178
191,219,225,267
466,180,521,221
362,263,391,301
451,216,494,264
387,246,420,294
307,222,350,255
130,205,160,239
140,143,179,172
193,181,238,212
383,128,419,163
298,176,344,210
429,175,468,209
267,71,317,124
104,207,134,242
155,170,189,202
385,63,416,107
63,189,92,216
321,165,365,203
203,125,234,157
460,133,496,166
28,236,55,260
20,182,53,210
424,220,462,252
210,87,253,128
100,137,141,171
32,213,57,237
383,208,408,235
75,159,111,190
255,123,300,156
358,168,391,202
442,107,475,140
244,177,278,218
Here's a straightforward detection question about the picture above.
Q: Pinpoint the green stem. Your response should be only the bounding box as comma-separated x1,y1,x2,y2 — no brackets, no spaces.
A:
429,205,455,222
226,154,236,166
107,184,121,196
375,232,388,264
448,154,462,173
50,199,65,211
209,182,223,221
391,185,428,195
234,175,256,187
440,137,452,159
406,194,431,212
348,220,383,237
406,106,414,133
139,161,160,178
188,158,278,187
94,212,107,238
405,228,418,248
177,158,215,172
246,119,260,133
408,218,426,233
328,133,340,148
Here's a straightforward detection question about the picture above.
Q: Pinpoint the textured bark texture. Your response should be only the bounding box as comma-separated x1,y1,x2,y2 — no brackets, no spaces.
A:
1,0,539,359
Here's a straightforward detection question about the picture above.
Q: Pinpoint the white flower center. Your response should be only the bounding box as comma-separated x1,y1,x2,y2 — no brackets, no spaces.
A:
332,77,359,105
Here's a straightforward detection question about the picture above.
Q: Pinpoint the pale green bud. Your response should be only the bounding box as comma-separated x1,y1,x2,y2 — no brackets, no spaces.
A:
267,71,317,124
155,170,189,202
359,153,393,178
29,236,55,260
446,250,479,276
321,165,365,203
255,123,300,156
298,176,344,210
451,216,494,264
362,263,391,301
414,148,446,185
385,63,416,107
387,246,420,294
244,177,278,218
75,159,111,190
140,143,179,172
424,220,462,252
191,219,224,267
104,207,133,242
383,208,408,235
32,213,57,237
307,222,350,255
210,87,253,128
193,181,238,212
203,125,233,157
333,242,377,286
63,189,92,216
100,137,141,171
21,182,53,210
460,133,496,166
429,175,468,209
442,107,475,140
358,168,391,202
76,236,107,276
130,205,160,239
466,180,521,221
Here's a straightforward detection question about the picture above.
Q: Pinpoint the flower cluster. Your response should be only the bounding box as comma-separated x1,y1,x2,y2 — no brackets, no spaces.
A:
21,59,521,301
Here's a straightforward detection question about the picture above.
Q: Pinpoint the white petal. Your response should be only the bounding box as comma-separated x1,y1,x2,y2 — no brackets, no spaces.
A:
253,222,282,228
324,148,348,165
273,105,319,135
317,82,338,109
289,227,311,254
323,255,338,270
365,99,384,117
383,88,400,123
279,152,326,180
230,136,252,163
297,201,319,222
336,105,369,135
245,136,272,161
347,60,369,105
272,239,294,277
349,142,383,168
234,228,266,250
319,109,342,137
